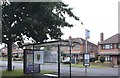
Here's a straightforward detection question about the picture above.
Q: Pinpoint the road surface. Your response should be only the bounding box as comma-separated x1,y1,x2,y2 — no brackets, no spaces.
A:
0,61,118,76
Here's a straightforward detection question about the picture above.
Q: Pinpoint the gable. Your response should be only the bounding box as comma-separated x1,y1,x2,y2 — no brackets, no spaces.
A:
99,33,120,44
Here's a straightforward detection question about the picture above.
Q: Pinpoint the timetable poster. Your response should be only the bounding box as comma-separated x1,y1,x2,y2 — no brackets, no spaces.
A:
34,51,44,64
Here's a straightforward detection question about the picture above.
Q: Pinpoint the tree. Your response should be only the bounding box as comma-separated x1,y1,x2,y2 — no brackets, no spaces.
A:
2,2,82,71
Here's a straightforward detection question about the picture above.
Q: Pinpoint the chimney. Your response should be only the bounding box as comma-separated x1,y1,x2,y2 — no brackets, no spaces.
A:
100,33,104,42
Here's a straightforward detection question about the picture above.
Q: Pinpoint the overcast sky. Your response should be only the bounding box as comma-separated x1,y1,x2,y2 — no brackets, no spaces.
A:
0,0,119,48
61,0,119,44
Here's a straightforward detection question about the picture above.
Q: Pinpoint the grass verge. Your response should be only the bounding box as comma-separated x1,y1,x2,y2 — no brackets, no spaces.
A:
2,69,56,77
71,64,108,68
40,70,56,74
0,57,7,61
71,63,111,68
2,69,23,77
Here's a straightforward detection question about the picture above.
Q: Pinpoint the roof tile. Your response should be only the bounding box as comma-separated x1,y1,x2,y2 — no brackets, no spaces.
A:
99,33,120,44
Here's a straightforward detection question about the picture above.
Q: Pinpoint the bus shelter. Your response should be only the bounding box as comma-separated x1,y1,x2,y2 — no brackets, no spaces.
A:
22,39,80,78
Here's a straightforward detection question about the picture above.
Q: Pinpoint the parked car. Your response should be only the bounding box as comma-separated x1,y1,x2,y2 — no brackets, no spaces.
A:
13,55,23,61
62,57,70,64
13,57,22,61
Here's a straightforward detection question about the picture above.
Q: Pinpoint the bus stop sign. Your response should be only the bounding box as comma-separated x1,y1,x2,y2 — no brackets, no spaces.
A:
83,53,90,66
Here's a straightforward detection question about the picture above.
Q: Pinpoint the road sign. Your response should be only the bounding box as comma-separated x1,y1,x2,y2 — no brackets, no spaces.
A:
85,29,90,39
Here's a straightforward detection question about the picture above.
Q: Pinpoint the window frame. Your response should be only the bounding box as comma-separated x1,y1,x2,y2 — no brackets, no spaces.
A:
102,44,113,50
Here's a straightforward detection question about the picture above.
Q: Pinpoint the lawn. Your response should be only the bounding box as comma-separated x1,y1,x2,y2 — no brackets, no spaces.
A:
0,57,23,62
2,69,56,77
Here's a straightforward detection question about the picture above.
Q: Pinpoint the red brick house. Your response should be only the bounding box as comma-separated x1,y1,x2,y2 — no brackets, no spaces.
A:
98,33,120,66
62,37,98,61
0,44,23,58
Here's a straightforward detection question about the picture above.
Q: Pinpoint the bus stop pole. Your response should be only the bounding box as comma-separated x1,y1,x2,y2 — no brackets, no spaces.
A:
58,44,60,78
69,36,72,78
85,38,88,76
70,46,71,78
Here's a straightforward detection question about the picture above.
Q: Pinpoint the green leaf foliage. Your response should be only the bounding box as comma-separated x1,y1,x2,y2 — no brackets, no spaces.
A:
2,2,80,46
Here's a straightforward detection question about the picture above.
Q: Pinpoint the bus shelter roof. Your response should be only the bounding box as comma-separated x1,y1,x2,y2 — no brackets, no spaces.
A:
22,39,80,47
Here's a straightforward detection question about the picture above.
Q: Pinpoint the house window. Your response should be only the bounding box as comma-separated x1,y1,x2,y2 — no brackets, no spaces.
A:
92,45,94,47
75,45,80,50
110,44,113,49
67,46,73,50
118,43,120,49
102,44,113,50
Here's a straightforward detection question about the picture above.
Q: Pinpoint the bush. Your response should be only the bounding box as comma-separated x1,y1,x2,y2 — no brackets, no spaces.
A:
99,56,105,63
90,58,96,62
